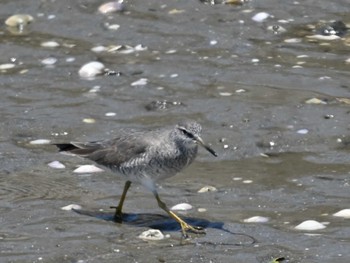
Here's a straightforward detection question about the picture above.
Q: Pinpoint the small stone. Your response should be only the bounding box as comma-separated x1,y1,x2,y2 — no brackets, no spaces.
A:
170,203,192,211
295,220,326,231
333,209,350,219
78,61,105,78
61,204,82,211
29,139,51,145
243,216,269,223
197,208,207,213
73,165,104,173
138,229,164,241
48,161,65,169
198,186,217,193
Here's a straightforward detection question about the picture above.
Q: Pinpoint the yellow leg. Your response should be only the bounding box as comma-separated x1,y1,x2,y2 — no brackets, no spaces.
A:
111,180,131,221
154,192,205,238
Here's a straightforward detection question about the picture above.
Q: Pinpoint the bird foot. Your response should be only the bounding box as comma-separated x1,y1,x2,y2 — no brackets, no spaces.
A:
181,223,206,238
110,206,123,222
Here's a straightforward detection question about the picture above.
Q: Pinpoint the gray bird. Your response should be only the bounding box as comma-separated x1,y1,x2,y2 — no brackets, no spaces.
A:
54,120,217,237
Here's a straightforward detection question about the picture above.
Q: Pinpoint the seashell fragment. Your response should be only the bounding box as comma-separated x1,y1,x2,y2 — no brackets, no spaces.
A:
138,229,164,241
5,14,34,27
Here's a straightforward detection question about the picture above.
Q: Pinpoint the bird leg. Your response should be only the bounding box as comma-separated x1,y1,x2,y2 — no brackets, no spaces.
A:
110,180,131,222
153,192,205,238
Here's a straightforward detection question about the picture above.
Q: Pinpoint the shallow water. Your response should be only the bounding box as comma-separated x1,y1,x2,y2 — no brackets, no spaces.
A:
1,0,350,262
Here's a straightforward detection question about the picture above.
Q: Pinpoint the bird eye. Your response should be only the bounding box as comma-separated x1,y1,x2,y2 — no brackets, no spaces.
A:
180,128,194,139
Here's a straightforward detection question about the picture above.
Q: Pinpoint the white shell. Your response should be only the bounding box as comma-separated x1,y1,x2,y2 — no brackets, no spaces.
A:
29,139,51,145
78,61,105,78
0,63,16,70
73,165,104,173
243,216,269,223
41,41,60,48
252,12,270,22
333,209,350,219
138,229,164,241
131,78,148,86
170,203,193,211
198,186,217,193
294,220,326,231
61,204,82,211
48,161,65,169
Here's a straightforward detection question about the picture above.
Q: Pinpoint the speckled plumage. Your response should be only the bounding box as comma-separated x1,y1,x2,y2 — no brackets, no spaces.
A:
54,120,217,237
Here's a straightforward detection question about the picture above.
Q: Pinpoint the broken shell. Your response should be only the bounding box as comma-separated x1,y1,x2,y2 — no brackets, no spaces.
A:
5,14,34,27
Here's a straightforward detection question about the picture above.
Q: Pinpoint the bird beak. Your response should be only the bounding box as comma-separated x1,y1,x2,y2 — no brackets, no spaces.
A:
195,136,218,157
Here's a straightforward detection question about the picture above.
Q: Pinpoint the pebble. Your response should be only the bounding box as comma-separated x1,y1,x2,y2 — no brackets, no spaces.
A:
252,12,270,22
5,14,34,27
0,63,16,70
138,229,164,241
78,61,105,78
198,186,217,193
243,216,269,223
29,139,51,145
170,203,193,211
41,41,60,48
48,161,66,169
333,209,350,219
131,78,148,86
61,204,82,211
198,208,207,213
73,165,104,174
294,220,326,231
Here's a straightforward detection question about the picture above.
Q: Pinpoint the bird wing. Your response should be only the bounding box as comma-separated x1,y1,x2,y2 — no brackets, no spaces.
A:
54,136,149,168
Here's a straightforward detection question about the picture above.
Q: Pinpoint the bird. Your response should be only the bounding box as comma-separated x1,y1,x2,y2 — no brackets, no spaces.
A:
53,120,217,237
